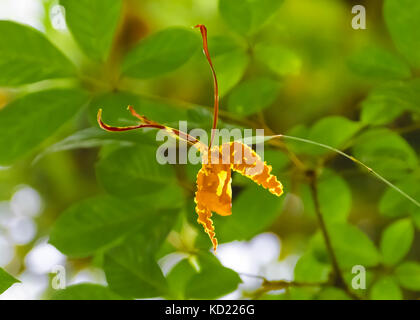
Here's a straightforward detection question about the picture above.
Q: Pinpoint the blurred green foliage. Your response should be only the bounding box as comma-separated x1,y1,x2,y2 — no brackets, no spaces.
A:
0,0,420,300
0,268,19,294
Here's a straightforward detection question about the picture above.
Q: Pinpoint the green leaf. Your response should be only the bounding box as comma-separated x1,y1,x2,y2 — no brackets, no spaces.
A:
342,269,374,299
214,183,283,244
167,254,241,300
395,262,420,291
207,36,250,96
294,252,331,284
104,249,168,299
135,206,181,255
219,0,252,35
0,21,76,86
0,89,89,165
185,253,241,299
301,169,352,223
348,46,411,80
186,106,214,129
34,127,139,163
320,223,381,268
285,117,362,157
380,218,414,266
208,36,245,56
286,287,319,300
227,77,280,116
89,91,142,126
262,149,290,174
361,95,404,126
307,116,362,156
379,175,420,224
361,80,420,125
166,259,197,299
89,91,188,126
370,276,402,300
103,206,179,298
384,0,420,68
122,28,199,79
352,128,418,180
412,208,420,231
49,195,177,257
285,124,312,155
255,43,301,76
95,145,176,198
0,268,19,294
60,0,122,62
219,0,284,35
51,283,124,300
104,235,169,299
316,287,351,300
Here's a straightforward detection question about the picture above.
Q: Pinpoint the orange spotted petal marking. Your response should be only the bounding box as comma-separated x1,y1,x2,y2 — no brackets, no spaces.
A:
194,142,283,252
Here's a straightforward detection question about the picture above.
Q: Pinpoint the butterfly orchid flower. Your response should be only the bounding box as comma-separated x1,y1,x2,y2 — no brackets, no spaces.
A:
98,25,283,252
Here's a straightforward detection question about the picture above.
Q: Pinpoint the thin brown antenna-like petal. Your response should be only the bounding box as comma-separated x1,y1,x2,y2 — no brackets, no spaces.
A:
127,105,156,125
195,24,219,148
98,107,205,148
97,108,160,132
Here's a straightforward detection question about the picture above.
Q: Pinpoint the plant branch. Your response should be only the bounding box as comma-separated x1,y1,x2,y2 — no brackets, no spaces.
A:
308,171,361,300
308,171,345,287
394,122,420,135
249,278,325,299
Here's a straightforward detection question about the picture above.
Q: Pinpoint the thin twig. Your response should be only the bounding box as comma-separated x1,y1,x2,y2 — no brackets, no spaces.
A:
250,278,325,299
238,272,267,281
308,171,361,300
394,122,420,135
308,172,345,287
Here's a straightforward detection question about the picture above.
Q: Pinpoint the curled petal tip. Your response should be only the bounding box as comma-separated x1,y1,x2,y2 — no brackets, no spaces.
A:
96,107,148,132
97,108,103,127
212,238,218,253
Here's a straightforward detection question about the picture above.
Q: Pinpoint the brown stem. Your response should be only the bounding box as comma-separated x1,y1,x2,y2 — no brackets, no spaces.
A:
195,24,219,148
394,122,420,135
308,170,360,300
250,278,324,299
308,171,344,286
